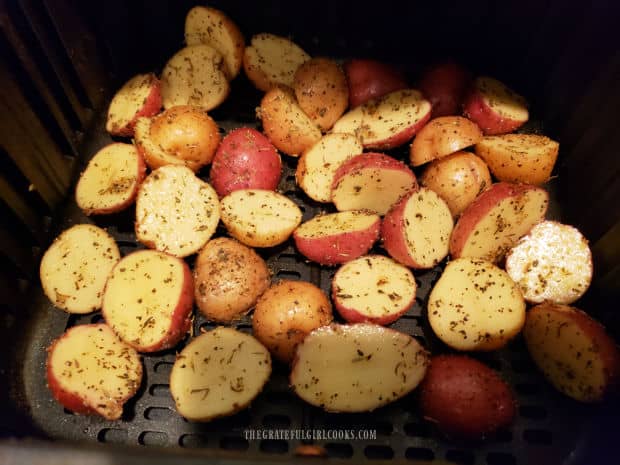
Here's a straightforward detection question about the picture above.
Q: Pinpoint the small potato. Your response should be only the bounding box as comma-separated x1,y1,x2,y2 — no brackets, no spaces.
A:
420,355,516,438
418,62,471,118
293,58,348,131
252,280,333,363
194,238,270,323
106,73,161,136
344,59,407,108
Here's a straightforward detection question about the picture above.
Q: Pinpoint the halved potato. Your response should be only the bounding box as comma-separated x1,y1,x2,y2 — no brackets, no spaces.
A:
161,44,229,110
428,257,526,351
75,143,146,215
184,6,245,79
296,133,362,203
220,189,302,247
524,302,620,402
40,224,120,314
291,323,429,412
170,327,271,421
106,73,161,137
103,250,194,352
332,255,416,325
259,85,322,156
409,116,483,167
243,33,310,91
135,166,220,257
506,221,592,304
46,324,142,420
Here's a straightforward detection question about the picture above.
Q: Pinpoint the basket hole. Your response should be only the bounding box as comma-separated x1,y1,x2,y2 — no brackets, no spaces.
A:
446,449,475,465
486,452,517,465
276,270,301,280
523,429,553,445
493,429,513,443
519,405,548,419
144,407,173,421
153,361,174,375
325,443,353,458
511,359,537,373
180,433,208,448
260,439,288,454
364,445,394,460
515,383,540,395
149,384,170,397
220,436,249,451
262,414,291,428
406,447,435,461
286,175,296,182
97,428,127,444
139,431,168,446
404,422,432,438
372,421,393,435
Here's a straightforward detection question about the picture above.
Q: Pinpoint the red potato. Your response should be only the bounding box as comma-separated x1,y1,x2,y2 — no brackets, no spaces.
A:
420,355,516,438
332,255,416,325
524,302,620,402
450,182,549,263
344,59,407,108
75,143,146,215
381,188,453,269
46,324,142,420
428,258,526,351
463,76,529,135
106,73,161,137
293,210,380,265
420,151,491,217
418,62,472,118
102,250,194,352
506,221,593,304
331,152,417,216
332,89,431,150
209,127,282,197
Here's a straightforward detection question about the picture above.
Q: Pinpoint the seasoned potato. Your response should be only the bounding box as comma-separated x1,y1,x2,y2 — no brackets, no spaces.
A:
194,238,270,323
252,280,332,363
344,59,407,108
106,73,161,136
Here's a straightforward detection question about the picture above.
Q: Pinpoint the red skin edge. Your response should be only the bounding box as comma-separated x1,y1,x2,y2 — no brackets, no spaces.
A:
462,85,526,135
345,59,408,108
418,62,472,118
46,324,143,419
449,182,548,258
293,217,380,266
81,146,147,215
111,75,162,137
331,152,417,191
364,105,431,150
381,191,421,268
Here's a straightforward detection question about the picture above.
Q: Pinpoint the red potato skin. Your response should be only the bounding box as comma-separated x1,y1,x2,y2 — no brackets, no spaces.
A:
420,355,516,438
210,128,282,197
331,152,417,192
113,77,162,137
462,86,525,135
344,59,408,108
380,192,421,268
367,109,431,150
293,217,380,266
449,182,548,259
418,62,471,118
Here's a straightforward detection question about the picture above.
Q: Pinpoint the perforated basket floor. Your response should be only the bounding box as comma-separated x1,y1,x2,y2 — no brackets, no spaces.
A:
19,84,600,465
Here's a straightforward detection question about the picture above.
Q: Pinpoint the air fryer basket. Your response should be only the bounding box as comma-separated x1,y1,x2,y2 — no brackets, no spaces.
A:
1,1,619,465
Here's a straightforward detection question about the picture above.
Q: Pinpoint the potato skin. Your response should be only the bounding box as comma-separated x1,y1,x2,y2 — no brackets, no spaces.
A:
194,238,270,323
420,355,516,438
252,280,333,363
418,62,471,118
344,59,407,108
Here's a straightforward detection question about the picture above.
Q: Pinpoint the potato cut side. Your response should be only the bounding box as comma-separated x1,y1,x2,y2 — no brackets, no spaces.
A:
106,73,161,136
293,210,380,265
506,221,592,304
161,44,229,110
332,255,416,325
410,116,483,167
170,327,271,421
259,85,322,156
475,134,559,185
524,303,620,402
296,133,362,202
220,189,302,247
243,33,310,91
382,188,453,269
75,143,146,215
40,224,120,314
46,324,142,420
136,165,220,257
332,89,431,149
428,258,526,351
185,6,245,79
450,182,548,263
103,250,193,352
291,323,429,412
331,152,417,215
